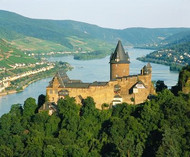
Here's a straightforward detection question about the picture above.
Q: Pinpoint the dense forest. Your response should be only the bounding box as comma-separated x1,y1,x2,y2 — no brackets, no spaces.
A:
0,67,190,157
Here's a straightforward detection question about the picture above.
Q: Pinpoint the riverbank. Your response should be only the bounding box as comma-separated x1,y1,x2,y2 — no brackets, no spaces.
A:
0,62,72,97
0,90,17,96
73,50,110,60
137,57,183,71
0,81,34,97
0,77,51,97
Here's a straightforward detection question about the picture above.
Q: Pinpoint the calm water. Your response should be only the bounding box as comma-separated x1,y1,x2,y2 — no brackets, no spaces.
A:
0,48,179,116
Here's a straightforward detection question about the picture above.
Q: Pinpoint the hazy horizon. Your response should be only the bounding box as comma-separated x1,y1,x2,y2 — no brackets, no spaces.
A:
0,0,190,29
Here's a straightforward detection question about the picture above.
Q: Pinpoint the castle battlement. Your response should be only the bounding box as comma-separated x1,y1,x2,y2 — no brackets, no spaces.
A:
46,40,155,109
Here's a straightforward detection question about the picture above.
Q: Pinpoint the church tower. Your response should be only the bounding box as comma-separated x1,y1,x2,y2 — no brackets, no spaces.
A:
110,40,130,80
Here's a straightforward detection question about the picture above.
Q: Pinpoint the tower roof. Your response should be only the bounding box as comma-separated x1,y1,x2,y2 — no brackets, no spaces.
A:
110,40,130,64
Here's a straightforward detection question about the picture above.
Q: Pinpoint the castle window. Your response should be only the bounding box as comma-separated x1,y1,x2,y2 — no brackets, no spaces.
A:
58,90,69,96
54,89,58,94
133,88,138,93
49,89,53,94
114,84,121,93
115,58,120,62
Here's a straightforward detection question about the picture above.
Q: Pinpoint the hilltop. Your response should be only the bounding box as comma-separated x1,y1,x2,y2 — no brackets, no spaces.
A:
0,10,190,54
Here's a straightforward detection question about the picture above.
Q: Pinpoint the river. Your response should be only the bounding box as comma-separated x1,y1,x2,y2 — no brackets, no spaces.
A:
0,48,179,116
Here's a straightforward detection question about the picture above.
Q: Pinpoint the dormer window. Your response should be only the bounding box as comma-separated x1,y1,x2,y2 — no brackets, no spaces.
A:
115,58,120,62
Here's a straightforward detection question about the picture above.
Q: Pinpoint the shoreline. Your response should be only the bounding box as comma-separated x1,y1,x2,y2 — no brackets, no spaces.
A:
0,78,47,97
0,90,17,96
137,57,183,72
0,62,71,97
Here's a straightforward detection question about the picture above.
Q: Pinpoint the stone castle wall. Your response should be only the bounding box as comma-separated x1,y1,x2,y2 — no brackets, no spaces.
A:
47,83,115,109
47,72,154,109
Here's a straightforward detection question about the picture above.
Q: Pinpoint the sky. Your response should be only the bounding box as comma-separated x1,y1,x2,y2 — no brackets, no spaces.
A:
0,0,190,29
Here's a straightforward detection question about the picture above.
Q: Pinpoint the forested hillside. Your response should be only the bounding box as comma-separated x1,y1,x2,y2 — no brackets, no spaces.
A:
0,92,189,157
161,30,190,47
176,66,190,93
0,10,190,53
0,10,113,53
138,42,190,70
0,67,190,156
137,31,190,71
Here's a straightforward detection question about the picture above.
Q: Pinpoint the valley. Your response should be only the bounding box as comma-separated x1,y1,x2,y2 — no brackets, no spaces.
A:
0,10,190,96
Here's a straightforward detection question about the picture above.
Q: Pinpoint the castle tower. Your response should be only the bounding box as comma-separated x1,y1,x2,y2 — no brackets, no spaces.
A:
141,63,152,75
110,40,130,80
147,62,152,73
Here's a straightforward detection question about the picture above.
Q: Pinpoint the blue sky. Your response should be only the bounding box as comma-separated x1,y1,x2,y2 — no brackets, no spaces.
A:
0,0,190,29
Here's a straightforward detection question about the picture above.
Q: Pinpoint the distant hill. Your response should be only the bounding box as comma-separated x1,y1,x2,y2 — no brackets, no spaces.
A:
137,35,190,71
0,10,190,53
0,10,113,53
160,30,190,47
120,27,190,47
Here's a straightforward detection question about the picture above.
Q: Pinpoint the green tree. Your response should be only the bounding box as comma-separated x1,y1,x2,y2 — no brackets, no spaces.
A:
156,127,182,157
45,114,61,136
57,96,80,132
0,145,13,157
9,104,22,117
156,80,167,92
43,145,64,157
38,94,46,108
101,103,109,110
80,97,97,118
23,97,37,117
8,135,24,156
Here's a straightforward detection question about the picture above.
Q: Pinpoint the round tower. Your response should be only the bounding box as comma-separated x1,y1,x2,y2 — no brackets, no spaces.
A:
110,40,130,80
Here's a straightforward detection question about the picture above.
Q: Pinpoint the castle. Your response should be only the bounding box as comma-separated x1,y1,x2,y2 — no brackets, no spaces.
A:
46,40,155,109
